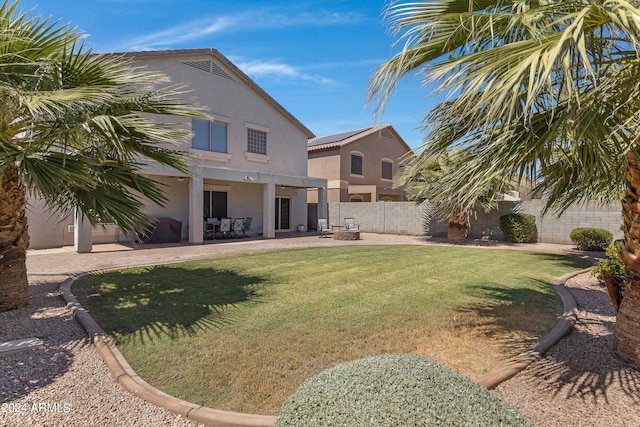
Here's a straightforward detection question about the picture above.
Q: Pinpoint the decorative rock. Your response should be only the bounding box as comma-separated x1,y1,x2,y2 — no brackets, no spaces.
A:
0,338,43,356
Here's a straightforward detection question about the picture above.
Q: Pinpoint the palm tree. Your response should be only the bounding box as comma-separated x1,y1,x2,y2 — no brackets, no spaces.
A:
368,0,640,367
396,150,509,243
0,1,207,311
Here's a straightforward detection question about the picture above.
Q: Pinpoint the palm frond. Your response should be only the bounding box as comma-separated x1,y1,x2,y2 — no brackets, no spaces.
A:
0,0,209,235
370,0,640,215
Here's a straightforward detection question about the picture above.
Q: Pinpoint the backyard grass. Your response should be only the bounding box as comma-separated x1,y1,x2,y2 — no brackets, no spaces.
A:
73,245,590,415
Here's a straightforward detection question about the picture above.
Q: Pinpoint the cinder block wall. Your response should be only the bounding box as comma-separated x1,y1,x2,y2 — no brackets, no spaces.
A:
327,200,623,244
519,200,622,244
328,202,425,235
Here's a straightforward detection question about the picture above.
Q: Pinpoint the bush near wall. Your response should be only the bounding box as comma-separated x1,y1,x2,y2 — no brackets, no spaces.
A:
569,227,613,251
499,213,537,243
276,354,531,427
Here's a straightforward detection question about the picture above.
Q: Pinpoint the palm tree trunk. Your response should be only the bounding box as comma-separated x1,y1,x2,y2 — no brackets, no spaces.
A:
447,208,468,243
0,165,30,312
615,151,640,368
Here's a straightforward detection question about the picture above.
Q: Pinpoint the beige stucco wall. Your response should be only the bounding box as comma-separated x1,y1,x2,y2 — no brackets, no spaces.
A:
339,131,407,193
308,150,341,180
27,50,325,249
26,197,73,249
139,175,190,238
133,53,310,177
308,127,411,203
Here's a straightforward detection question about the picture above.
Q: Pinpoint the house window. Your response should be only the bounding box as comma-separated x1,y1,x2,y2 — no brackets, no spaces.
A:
382,160,393,180
247,128,267,155
192,119,227,153
351,153,363,176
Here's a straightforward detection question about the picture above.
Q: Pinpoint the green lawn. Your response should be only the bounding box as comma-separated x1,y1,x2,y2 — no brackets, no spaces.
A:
73,245,589,415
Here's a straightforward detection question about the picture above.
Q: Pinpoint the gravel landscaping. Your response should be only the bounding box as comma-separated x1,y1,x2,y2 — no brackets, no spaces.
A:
493,273,640,427
0,276,201,427
1,236,639,426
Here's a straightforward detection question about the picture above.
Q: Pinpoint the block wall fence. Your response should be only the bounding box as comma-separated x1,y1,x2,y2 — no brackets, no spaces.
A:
326,200,623,245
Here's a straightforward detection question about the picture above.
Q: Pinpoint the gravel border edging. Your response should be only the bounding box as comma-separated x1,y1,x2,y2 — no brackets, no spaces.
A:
476,267,592,389
59,277,278,427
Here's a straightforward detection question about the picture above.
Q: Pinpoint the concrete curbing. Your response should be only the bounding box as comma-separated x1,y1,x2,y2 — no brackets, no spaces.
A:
57,251,594,424
475,267,592,389
59,277,278,427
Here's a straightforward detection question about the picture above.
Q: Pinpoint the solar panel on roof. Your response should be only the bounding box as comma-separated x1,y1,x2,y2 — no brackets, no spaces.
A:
308,127,370,147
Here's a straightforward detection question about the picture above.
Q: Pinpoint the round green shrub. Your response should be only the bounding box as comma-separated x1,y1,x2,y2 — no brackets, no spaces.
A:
569,227,613,251
499,213,537,243
276,354,532,427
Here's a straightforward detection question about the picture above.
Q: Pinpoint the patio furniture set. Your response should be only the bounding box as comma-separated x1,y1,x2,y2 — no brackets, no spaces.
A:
204,217,252,240
318,218,360,240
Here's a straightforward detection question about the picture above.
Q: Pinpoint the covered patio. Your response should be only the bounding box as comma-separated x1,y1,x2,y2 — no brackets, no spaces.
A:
71,166,327,252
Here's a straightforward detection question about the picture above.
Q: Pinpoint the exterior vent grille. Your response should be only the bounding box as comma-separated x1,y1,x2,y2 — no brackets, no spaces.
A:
210,62,234,80
182,60,210,73
181,60,235,81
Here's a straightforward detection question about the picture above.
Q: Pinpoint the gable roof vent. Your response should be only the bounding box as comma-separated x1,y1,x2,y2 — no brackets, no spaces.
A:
181,60,235,81
210,62,234,81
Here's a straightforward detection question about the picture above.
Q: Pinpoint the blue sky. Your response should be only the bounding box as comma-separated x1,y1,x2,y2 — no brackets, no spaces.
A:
18,0,434,150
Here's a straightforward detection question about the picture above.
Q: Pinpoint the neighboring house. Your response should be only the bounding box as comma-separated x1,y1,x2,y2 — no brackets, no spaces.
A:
307,124,412,203
27,48,327,251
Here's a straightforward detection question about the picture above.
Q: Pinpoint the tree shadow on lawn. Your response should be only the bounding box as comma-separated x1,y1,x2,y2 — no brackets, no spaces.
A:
464,271,640,405
454,278,567,355
517,251,594,269
452,252,592,352
73,265,265,344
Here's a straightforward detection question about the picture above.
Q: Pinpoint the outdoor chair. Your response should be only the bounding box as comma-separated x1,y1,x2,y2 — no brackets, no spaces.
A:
203,221,214,240
204,217,220,240
217,217,232,239
345,218,359,231
241,217,252,238
317,218,332,238
232,218,245,238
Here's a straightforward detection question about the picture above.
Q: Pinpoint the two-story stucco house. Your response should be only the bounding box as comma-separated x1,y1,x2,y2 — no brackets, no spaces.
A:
307,124,412,203
27,48,327,251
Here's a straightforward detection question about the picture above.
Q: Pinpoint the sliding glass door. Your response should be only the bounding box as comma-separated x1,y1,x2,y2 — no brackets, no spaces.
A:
204,191,227,219
275,197,290,231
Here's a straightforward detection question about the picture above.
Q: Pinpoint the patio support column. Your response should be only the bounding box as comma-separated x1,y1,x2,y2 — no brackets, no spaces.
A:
317,186,328,220
73,208,92,253
263,181,276,238
189,175,204,244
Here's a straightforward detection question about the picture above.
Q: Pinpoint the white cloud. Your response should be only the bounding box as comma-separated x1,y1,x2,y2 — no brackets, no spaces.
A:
122,9,361,51
233,59,340,87
124,15,241,50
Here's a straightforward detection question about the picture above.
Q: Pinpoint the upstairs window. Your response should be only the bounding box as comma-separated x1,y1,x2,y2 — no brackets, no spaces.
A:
247,128,267,155
351,152,363,176
382,160,393,180
192,119,227,153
